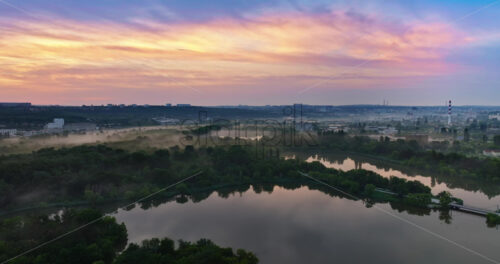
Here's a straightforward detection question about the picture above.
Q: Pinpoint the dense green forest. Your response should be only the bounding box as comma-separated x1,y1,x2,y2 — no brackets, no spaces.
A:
0,209,127,264
314,132,500,181
114,237,258,264
0,144,435,211
0,208,258,264
2,144,498,227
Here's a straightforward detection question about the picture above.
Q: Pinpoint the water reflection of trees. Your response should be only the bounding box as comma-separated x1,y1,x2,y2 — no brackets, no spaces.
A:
287,150,500,198
131,182,453,225
2,181,454,226
439,210,453,224
390,202,433,217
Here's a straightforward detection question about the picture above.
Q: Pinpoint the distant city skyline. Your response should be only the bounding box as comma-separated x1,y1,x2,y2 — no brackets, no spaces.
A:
9,102,500,108
1,0,499,105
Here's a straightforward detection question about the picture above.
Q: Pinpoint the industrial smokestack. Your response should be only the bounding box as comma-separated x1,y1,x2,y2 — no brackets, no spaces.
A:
448,100,452,126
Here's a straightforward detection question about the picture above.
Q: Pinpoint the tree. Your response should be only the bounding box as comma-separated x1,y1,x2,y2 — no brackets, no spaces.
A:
175,183,189,194
0,180,13,207
486,213,500,227
364,184,376,197
404,193,432,208
480,122,487,131
494,135,500,146
438,191,453,208
154,149,170,158
84,188,103,205
0,209,127,264
439,210,452,224
114,238,259,264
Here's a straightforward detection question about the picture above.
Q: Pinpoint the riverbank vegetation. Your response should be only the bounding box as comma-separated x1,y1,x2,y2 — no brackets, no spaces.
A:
287,149,500,198
486,213,500,227
0,209,127,263
4,144,497,229
115,237,258,264
315,132,500,182
0,144,433,212
0,208,258,264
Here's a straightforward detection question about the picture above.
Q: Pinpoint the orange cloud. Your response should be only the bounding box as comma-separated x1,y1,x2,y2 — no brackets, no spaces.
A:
0,11,471,103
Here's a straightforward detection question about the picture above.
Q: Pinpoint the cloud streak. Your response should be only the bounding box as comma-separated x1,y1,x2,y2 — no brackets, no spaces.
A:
0,8,486,104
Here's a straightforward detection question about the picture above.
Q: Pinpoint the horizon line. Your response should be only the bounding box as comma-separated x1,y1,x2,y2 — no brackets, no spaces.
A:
10,103,500,108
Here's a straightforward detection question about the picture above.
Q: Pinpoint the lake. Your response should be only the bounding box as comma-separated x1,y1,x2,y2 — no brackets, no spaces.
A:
114,185,500,264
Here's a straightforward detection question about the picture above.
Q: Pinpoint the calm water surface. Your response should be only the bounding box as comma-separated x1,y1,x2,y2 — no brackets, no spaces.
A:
114,186,500,264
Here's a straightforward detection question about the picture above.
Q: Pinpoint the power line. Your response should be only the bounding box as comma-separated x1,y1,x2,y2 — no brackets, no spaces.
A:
0,171,203,264
298,171,500,264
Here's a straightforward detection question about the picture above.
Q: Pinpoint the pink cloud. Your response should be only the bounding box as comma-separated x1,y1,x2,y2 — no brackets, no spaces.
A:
0,10,474,104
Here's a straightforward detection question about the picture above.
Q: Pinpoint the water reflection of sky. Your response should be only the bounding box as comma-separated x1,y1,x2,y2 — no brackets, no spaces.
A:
305,156,500,209
114,186,500,264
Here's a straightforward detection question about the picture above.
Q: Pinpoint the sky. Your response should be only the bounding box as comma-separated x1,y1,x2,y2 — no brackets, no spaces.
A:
0,0,499,106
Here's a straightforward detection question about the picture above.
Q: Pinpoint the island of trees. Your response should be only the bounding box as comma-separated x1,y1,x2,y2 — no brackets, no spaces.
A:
0,144,434,210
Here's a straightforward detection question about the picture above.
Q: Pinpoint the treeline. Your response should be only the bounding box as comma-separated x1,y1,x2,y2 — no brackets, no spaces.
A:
189,124,223,135
0,208,258,264
0,209,127,264
316,133,500,181
305,166,430,197
115,238,258,264
0,106,280,129
0,144,432,211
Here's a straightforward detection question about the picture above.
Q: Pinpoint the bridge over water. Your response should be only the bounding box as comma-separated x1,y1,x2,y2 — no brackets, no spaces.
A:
299,171,500,218
450,203,500,216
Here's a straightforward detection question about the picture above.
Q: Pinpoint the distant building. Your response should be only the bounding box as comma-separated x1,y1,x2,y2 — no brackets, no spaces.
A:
483,150,500,157
381,127,398,135
325,125,349,133
45,118,64,129
165,103,172,107
0,129,17,137
0,102,31,108
364,125,399,134
176,104,191,107
153,117,180,125
405,134,429,145
489,114,500,121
